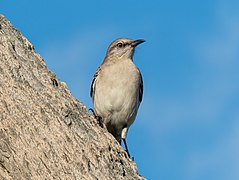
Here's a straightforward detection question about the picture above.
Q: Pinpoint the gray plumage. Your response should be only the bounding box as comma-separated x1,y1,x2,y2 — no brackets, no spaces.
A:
90,38,144,157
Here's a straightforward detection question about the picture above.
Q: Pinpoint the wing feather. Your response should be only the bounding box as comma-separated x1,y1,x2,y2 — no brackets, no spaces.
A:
139,72,143,103
90,67,101,100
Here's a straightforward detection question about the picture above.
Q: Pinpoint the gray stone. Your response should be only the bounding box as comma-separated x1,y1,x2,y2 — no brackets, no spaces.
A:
0,14,145,180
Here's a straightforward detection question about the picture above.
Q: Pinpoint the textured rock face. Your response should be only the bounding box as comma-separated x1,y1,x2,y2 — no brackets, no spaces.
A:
0,15,144,180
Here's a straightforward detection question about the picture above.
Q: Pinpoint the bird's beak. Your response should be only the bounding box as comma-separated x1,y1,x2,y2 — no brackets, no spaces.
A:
131,39,145,47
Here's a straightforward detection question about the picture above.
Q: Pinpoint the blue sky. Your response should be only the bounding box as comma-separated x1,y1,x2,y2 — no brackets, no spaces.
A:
2,0,239,179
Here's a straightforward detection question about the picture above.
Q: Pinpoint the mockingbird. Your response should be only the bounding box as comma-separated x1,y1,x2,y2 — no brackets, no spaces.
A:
90,38,144,158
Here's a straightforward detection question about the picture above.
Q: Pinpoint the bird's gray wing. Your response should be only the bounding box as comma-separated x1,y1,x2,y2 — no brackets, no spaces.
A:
90,67,101,100
139,72,143,103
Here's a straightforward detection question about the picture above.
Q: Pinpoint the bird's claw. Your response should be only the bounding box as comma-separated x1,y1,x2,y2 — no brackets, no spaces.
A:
89,108,104,128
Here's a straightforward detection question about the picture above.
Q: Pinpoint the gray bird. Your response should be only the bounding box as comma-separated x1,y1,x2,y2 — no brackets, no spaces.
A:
90,38,144,157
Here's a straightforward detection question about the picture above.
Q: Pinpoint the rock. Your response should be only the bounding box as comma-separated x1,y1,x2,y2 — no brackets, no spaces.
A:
0,14,144,180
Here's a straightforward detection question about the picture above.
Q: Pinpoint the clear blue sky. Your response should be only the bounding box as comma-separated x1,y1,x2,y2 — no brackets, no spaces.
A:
2,1,239,179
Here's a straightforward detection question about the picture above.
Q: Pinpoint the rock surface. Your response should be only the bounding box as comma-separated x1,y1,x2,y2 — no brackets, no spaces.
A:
0,15,144,180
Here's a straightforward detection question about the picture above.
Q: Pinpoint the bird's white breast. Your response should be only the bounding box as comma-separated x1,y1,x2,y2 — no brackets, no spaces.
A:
94,59,140,127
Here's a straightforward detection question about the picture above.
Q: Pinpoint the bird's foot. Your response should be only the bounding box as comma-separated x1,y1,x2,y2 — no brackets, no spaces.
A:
123,138,133,160
96,116,104,128
89,108,96,117
89,108,104,128
122,148,134,161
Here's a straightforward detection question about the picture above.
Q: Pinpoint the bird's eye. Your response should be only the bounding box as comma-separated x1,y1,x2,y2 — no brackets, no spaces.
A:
117,43,123,48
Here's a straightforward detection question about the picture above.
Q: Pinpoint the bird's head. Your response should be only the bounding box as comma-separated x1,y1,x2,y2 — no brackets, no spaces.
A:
105,38,145,60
